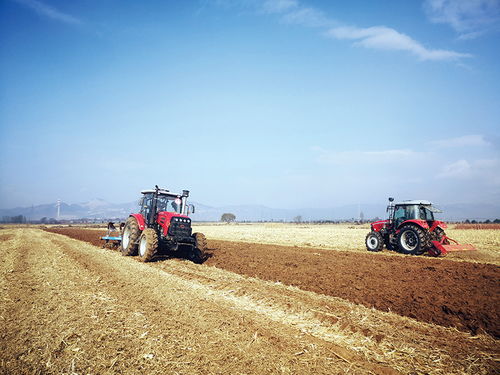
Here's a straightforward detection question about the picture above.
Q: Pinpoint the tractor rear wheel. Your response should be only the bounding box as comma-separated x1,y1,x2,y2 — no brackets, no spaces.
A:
138,228,158,262
121,217,140,256
365,231,384,252
397,225,426,255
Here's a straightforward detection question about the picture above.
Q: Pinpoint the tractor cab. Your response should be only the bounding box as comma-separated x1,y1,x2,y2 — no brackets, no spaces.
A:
139,193,181,215
390,200,441,229
138,188,194,226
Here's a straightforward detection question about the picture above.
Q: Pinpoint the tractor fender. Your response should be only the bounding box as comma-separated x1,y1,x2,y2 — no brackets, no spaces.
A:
130,214,146,231
398,219,429,230
431,221,448,231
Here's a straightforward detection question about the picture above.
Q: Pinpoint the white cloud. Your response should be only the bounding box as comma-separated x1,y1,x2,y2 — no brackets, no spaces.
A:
13,0,82,25
259,0,331,27
437,159,471,178
281,7,332,27
312,146,428,165
261,0,298,14
429,134,490,148
423,0,500,38
326,25,471,61
437,158,500,179
209,0,471,62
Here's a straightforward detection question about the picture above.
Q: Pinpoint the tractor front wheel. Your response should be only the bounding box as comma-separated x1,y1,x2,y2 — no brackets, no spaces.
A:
365,231,384,252
188,232,207,264
121,217,140,256
138,228,158,262
397,225,426,255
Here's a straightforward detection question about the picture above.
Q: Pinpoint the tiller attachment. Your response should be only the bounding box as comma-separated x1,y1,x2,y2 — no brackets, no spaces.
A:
429,236,476,257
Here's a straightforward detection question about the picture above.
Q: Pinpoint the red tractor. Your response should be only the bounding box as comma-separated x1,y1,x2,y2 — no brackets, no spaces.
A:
365,198,475,256
120,186,206,263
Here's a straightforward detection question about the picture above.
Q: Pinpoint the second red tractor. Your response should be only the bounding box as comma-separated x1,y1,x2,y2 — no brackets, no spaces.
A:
365,198,475,256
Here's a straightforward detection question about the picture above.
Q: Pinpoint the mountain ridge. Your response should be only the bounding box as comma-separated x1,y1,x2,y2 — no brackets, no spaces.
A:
1,200,499,222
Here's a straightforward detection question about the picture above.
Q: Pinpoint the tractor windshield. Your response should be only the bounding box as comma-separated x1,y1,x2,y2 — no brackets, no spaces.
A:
419,206,434,221
394,205,419,221
393,204,434,226
140,193,182,215
156,196,181,213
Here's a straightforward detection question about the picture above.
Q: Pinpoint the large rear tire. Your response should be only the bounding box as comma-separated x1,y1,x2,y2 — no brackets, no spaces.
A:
138,228,158,262
397,225,426,255
365,231,384,252
121,217,140,256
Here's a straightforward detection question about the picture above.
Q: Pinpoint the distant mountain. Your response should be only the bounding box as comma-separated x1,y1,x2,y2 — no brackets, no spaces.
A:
0,199,137,221
0,200,498,222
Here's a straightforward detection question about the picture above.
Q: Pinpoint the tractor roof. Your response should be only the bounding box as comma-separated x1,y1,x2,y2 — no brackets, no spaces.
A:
395,200,433,206
395,200,443,213
141,189,181,198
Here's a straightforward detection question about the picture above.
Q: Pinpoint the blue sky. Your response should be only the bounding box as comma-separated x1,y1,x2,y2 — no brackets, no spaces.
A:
1,0,499,209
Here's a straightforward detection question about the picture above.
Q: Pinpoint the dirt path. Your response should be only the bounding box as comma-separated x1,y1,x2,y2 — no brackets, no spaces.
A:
46,228,500,338
1,228,498,374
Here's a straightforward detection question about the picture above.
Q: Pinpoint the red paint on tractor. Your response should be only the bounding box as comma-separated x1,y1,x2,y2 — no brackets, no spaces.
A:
130,213,146,230
371,220,388,232
156,211,189,236
429,220,447,232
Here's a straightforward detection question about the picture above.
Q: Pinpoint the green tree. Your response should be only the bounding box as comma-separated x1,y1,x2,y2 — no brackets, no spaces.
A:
221,213,236,223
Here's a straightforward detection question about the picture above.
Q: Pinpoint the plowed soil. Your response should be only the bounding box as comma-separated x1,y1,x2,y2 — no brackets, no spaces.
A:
2,228,499,374
45,227,500,338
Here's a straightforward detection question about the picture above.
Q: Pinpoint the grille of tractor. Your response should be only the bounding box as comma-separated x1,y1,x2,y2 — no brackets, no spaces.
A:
168,220,192,238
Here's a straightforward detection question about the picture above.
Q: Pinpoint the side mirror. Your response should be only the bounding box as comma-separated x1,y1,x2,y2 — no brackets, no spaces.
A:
189,204,195,214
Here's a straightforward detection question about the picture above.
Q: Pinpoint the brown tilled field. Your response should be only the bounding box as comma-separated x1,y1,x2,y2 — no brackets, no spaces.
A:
1,227,499,374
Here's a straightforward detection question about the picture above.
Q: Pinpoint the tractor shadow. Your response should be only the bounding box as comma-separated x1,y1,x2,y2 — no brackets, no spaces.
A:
151,247,215,264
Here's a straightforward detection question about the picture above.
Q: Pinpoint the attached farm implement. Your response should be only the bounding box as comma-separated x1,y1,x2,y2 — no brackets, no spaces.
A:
101,185,206,263
365,198,476,257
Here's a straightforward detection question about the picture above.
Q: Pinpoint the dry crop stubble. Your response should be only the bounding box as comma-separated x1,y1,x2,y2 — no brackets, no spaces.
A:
0,229,382,374
1,228,499,374
44,227,500,338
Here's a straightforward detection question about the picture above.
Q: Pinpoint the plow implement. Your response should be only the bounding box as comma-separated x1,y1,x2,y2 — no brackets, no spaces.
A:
429,236,476,257
101,235,122,246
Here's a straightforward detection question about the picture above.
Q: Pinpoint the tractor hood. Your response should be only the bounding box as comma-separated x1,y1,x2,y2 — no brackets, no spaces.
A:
157,211,190,224
371,220,389,232
156,211,191,236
